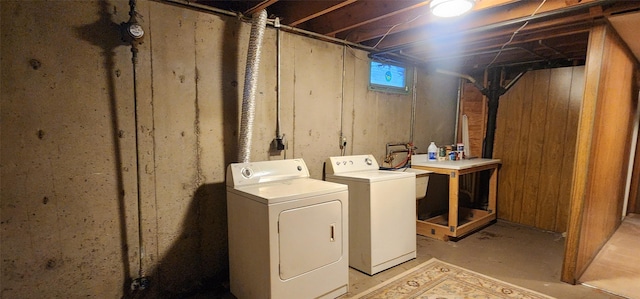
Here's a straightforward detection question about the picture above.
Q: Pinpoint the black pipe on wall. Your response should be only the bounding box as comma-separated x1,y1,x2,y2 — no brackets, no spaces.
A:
481,69,525,158
482,69,503,159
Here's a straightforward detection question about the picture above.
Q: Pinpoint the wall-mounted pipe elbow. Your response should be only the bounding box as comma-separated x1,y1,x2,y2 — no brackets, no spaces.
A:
436,68,488,95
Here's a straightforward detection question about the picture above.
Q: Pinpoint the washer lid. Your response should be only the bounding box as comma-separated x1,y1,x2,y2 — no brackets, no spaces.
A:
229,178,347,204
326,170,414,183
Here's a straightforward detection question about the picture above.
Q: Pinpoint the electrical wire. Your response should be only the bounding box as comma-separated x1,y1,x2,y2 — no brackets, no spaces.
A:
340,45,346,156
372,14,424,49
485,0,547,69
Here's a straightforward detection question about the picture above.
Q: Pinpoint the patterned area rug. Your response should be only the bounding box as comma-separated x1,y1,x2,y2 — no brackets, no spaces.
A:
348,258,555,299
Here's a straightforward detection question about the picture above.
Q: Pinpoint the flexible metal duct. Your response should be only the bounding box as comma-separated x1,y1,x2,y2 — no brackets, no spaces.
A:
238,9,267,163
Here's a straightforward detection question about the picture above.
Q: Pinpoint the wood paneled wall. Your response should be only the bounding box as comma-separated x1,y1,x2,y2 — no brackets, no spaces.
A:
492,66,584,233
562,24,639,283
628,126,640,214
459,82,486,158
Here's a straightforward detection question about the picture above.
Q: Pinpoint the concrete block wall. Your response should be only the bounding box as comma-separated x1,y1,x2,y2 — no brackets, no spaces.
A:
0,0,458,297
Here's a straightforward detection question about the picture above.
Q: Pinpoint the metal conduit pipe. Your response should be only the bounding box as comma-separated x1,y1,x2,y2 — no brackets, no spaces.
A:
162,0,238,17
503,71,526,92
454,78,462,143
399,45,547,66
436,69,487,95
238,10,267,163
340,46,347,156
119,0,150,291
163,0,376,52
276,19,281,140
409,67,417,145
274,17,286,152
425,46,522,62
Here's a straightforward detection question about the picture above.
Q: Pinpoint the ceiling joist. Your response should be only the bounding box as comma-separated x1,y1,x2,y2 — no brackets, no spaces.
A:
194,0,640,71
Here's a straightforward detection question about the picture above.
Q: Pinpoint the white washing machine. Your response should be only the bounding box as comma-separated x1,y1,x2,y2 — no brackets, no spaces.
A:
226,159,349,299
324,154,416,275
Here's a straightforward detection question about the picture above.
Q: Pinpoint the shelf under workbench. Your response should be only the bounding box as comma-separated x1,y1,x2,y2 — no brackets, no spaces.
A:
412,156,501,241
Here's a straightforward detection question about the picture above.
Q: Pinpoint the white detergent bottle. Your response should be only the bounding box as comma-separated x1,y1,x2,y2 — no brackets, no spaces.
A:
428,141,437,161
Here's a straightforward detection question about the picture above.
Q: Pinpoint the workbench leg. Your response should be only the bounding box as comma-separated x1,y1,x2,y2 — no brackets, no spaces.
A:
488,167,498,214
449,171,459,234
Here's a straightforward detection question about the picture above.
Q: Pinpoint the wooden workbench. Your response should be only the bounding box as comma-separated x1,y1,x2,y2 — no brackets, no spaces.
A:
411,158,501,240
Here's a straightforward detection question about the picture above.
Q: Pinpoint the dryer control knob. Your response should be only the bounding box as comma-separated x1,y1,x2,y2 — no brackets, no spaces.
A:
365,157,372,165
241,167,253,178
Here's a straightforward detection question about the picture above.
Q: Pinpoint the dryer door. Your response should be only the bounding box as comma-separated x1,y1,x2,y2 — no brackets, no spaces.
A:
278,200,343,280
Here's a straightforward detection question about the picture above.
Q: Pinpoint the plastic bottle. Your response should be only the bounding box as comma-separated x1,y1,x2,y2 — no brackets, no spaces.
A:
428,141,437,161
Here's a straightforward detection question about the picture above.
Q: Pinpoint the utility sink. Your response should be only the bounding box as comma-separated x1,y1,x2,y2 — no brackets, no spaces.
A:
391,168,431,200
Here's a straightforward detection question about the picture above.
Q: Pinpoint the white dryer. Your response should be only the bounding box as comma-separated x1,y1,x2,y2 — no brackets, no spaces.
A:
226,159,348,299
324,154,416,275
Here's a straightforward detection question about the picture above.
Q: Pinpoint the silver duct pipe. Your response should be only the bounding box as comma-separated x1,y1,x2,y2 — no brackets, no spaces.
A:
238,10,267,163
409,67,417,144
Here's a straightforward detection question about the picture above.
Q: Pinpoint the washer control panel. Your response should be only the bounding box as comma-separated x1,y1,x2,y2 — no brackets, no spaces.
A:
325,154,380,174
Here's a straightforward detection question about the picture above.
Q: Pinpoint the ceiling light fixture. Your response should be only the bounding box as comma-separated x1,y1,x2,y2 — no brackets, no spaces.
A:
430,0,475,18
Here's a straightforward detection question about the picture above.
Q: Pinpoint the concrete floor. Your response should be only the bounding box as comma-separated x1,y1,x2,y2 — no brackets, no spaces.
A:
191,220,621,298
344,220,621,299
580,214,640,298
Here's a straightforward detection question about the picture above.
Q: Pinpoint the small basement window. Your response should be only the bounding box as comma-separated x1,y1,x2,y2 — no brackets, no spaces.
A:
368,59,413,95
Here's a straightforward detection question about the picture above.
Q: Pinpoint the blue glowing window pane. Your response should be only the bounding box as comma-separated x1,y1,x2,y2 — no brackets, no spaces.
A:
370,61,406,88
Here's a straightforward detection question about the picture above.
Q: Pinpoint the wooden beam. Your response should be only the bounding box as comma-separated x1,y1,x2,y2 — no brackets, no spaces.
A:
298,0,516,38
309,1,430,36
344,0,598,44
285,1,359,27
368,0,640,51
474,0,521,10
382,15,595,57
245,0,279,16
407,20,590,50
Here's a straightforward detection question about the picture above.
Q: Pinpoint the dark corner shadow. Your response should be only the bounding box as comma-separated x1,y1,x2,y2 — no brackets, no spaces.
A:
133,183,232,299
74,0,131,297
124,11,243,299
76,0,243,297
222,13,241,167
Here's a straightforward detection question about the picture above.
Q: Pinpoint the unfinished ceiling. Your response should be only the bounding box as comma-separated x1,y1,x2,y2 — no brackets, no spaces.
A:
176,0,640,73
